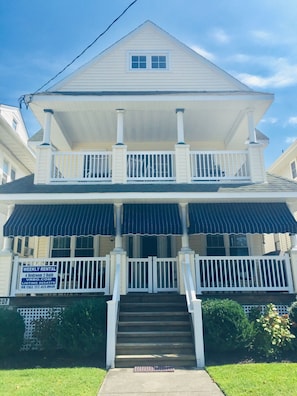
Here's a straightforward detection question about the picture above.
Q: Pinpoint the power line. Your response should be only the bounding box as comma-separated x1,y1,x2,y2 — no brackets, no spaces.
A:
33,0,138,94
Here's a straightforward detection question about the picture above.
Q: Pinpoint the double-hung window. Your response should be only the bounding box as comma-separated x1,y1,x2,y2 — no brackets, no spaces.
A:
130,53,168,70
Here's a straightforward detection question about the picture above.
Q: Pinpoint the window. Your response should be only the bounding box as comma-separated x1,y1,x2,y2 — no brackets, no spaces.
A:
75,236,94,257
2,160,9,184
291,161,297,179
11,168,16,182
51,237,71,257
206,235,225,256
229,234,249,256
151,55,167,69
12,118,18,130
131,55,147,69
130,53,168,70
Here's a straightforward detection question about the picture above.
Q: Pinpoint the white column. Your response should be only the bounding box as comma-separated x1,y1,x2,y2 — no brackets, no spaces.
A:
180,203,190,251
114,203,123,251
247,109,257,144
2,204,15,252
116,109,125,145
291,234,297,250
176,108,185,144
42,109,54,145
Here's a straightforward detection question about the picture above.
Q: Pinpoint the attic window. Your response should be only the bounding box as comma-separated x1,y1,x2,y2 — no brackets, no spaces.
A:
129,53,168,70
291,161,297,179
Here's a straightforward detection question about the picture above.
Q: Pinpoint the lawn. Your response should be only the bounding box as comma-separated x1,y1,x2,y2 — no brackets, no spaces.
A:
0,367,106,396
207,363,297,396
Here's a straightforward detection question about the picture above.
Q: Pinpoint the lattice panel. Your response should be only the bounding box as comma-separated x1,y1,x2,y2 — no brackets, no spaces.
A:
17,307,63,350
243,304,288,316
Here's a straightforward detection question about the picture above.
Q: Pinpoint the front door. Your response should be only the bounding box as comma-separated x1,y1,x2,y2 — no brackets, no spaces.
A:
141,236,158,257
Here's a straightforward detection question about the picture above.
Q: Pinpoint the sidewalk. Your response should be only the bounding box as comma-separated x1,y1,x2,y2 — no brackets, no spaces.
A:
98,368,224,396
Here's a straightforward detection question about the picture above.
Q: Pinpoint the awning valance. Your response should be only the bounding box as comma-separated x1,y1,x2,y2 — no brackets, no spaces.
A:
188,202,297,234
3,204,115,237
122,203,183,235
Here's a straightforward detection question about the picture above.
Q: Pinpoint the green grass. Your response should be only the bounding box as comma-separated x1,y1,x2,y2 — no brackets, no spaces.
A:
0,367,106,396
207,363,297,396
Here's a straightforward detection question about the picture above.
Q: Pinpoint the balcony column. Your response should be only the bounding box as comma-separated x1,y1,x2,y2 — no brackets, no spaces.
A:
176,108,185,144
247,109,257,144
116,109,125,145
1,204,14,252
42,109,54,145
114,203,123,252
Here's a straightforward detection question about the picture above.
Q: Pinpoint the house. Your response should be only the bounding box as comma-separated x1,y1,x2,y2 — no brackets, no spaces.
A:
0,104,35,275
269,140,297,181
1,21,297,368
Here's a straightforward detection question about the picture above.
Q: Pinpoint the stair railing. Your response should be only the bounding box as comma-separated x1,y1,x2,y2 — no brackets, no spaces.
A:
106,254,121,369
182,254,205,368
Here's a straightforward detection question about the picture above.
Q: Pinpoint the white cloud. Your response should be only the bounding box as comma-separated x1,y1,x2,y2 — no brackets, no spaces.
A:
250,30,274,42
261,117,278,124
236,58,297,88
288,117,297,125
285,137,297,144
212,28,231,44
190,45,216,61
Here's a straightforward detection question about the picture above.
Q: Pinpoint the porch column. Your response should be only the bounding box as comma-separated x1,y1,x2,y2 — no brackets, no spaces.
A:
114,203,123,251
1,204,14,252
116,109,125,145
180,203,190,251
290,234,297,292
176,108,185,144
42,109,54,145
247,108,257,144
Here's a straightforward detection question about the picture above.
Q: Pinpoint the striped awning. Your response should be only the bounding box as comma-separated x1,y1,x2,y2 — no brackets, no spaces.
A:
3,204,115,237
122,203,183,235
188,202,297,234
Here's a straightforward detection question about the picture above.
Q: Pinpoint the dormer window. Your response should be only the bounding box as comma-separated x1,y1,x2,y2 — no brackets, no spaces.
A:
129,53,168,70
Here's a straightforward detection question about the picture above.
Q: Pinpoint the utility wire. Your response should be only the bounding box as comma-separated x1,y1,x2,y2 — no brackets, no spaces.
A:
33,0,138,94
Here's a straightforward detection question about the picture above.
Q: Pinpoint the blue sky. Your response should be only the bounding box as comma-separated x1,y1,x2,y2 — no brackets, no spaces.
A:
1,0,297,167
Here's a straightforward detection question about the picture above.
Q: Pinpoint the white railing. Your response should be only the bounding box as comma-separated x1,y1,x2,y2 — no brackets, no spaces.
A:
106,254,121,369
11,256,110,295
190,150,250,182
127,151,175,182
127,257,178,292
195,254,293,293
181,254,205,368
51,151,112,182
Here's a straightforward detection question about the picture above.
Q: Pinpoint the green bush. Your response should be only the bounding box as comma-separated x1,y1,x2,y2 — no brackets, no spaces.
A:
288,301,297,324
202,299,252,353
0,308,25,357
250,303,295,359
33,299,106,356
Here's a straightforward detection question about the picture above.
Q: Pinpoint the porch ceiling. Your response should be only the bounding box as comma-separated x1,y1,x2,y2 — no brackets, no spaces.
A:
28,92,273,149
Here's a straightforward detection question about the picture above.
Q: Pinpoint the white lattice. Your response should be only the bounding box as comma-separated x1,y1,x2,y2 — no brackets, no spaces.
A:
243,304,288,316
17,307,63,350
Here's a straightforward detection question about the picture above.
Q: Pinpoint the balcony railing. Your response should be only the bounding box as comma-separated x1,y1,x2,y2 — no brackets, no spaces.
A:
190,150,250,182
49,149,251,184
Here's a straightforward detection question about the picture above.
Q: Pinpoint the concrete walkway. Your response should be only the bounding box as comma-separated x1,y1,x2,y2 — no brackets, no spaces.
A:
98,368,224,396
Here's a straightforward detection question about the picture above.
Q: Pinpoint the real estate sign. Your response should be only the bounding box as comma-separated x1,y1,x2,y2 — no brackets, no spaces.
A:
20,265,58,290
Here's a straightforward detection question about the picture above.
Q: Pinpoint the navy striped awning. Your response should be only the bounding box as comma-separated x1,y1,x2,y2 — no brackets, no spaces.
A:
122,204,183,235
4,204,115,237
188,202,297,234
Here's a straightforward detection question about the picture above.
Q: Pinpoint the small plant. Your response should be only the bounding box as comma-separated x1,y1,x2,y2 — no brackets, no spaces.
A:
202,299,252,353
0,308,25,357
251,303,295,359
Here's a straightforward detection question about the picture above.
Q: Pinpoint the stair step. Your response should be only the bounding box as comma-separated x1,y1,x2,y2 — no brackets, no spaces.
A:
120,302,186,312
116,342,194,354
115,354,196,368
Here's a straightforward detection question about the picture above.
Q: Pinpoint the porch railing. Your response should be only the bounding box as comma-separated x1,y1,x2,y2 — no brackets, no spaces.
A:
127,151,175,182
11,256,110,295
106,254,121,369
127,257,178,292
190,150,250,182
51,151,112,182
195,254,293,294
181,254,205,368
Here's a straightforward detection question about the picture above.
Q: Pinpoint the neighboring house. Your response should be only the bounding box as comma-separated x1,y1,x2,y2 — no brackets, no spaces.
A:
1,21,297,368
0,104,35,260
269,140,297,181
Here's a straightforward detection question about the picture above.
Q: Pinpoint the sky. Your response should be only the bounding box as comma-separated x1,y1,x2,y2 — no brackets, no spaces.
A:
1,0,297,167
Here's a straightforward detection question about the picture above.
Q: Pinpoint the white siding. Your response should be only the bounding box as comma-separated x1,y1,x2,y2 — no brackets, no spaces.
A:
54,22,248,93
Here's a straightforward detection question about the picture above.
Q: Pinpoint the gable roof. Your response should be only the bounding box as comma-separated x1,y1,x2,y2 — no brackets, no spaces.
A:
49,20,252,94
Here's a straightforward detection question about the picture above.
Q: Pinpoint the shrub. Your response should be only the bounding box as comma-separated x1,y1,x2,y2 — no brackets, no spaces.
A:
250,303,295,359
202,299,252,353
0,308,25,357
288,301,297,324
59,298,106,356
33,310,62,352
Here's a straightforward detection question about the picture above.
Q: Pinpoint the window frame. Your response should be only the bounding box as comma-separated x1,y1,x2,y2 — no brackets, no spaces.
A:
128,52,169,71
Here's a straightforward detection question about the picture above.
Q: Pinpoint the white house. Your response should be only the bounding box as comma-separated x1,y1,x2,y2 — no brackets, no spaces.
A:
1,21,297,368
0,104,35,278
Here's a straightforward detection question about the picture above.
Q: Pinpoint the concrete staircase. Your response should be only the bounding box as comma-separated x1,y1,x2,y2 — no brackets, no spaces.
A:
115,293,196,368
